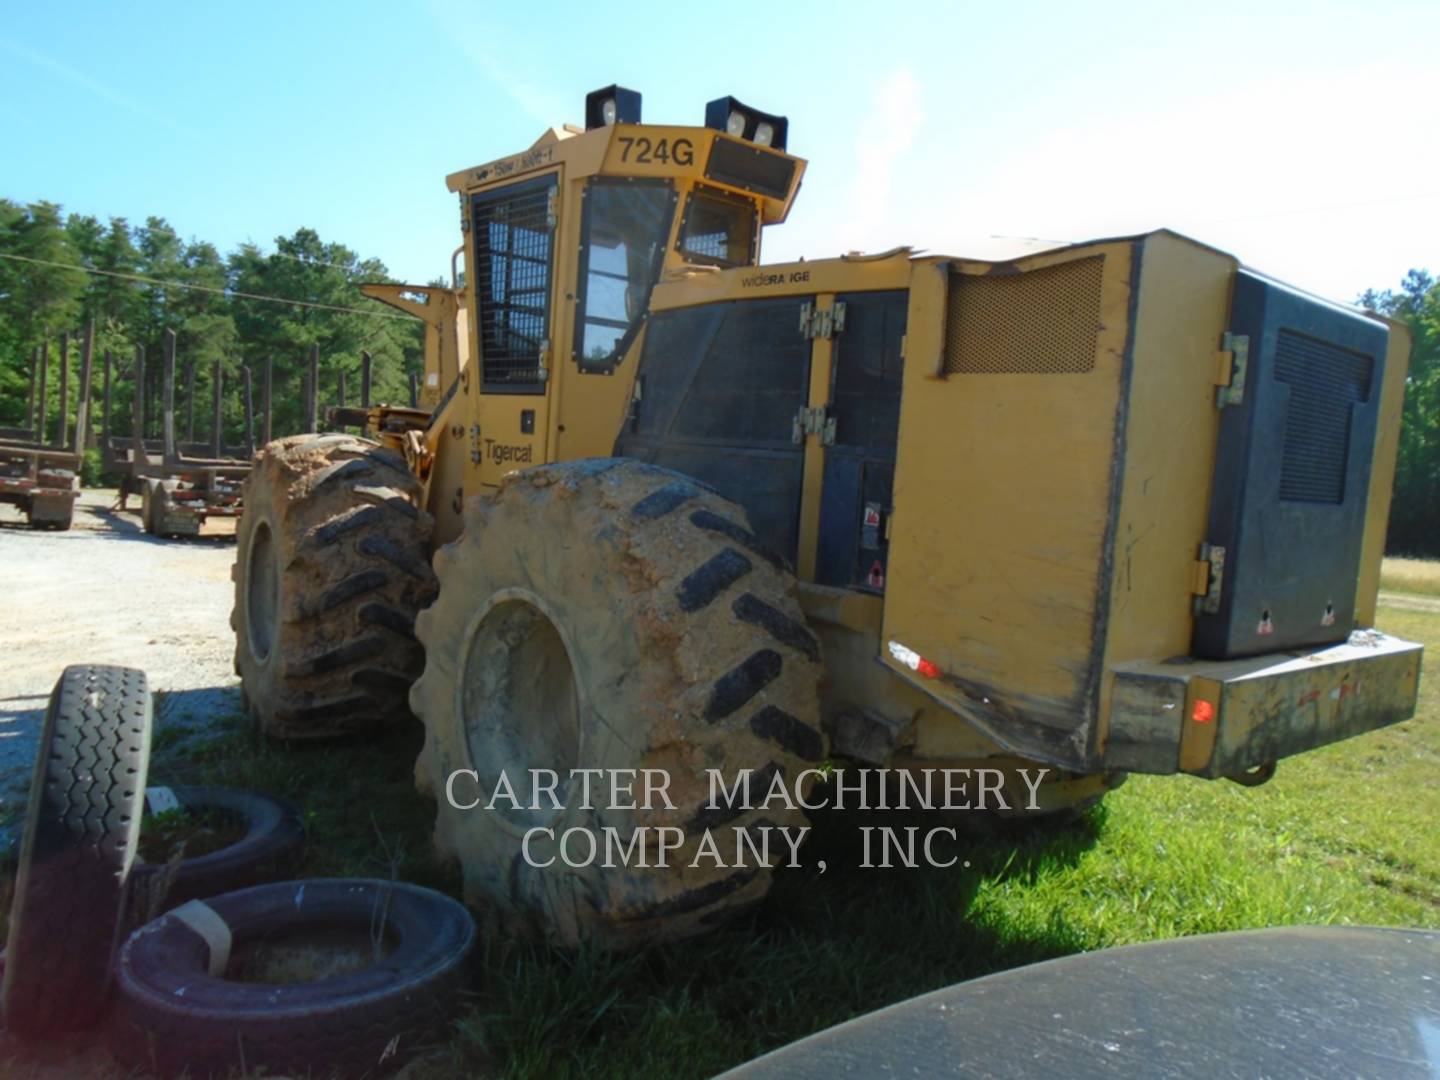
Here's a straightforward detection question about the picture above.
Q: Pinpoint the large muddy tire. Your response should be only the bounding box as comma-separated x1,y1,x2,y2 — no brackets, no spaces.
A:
232,434,436,739
411,460,827,948
2,664,152,1038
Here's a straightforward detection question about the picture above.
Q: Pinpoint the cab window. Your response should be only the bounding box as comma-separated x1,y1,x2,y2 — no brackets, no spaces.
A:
574,179,675,372
677,187,757,268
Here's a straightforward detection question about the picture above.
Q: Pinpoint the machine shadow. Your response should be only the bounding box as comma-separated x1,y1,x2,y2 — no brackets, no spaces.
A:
83,505,236,546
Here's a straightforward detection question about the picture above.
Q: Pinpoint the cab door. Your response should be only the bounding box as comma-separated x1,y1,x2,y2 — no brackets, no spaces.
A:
614,297,813,562
467,171,560,490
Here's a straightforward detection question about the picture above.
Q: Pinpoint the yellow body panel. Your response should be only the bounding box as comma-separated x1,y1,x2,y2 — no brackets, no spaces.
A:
880,241,1137,768
1097,233,1239,759
1355,319,1412,626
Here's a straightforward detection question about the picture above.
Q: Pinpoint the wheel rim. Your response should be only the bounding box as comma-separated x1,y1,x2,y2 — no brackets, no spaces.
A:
458,589,581,830
246,520,279,662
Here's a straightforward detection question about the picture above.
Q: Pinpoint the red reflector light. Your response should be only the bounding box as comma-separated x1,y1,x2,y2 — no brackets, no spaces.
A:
916,658,939,679
1192,699,1215,724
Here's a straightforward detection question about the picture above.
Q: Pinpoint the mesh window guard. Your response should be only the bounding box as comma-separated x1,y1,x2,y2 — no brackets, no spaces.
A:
472,177,556,393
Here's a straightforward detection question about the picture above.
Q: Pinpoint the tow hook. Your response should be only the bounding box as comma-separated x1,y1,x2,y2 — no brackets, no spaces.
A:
1225,761,1277,787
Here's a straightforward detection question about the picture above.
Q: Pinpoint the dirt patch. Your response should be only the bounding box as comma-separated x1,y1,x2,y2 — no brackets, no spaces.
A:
0,489,242,839
228,924,399,984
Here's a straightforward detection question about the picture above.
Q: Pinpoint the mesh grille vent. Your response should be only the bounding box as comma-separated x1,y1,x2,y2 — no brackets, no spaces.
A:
1274,330,1373,504
473,183,553,391
944,257,1104,375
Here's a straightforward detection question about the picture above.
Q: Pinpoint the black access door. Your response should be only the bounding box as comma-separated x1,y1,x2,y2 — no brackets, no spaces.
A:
815,291,908,592
1194,271,1389,659
617,298,811,563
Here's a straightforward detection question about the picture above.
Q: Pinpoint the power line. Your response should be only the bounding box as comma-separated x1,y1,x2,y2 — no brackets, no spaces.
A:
0,252,419,321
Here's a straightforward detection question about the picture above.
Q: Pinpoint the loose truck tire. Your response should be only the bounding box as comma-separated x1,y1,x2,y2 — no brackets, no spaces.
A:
130,786,305,911
411,460,827,948
2,664,153,1038
232,435,436,739
112,878,475,1078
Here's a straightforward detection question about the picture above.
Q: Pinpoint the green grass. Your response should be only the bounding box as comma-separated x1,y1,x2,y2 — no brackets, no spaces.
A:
1381,556,1440,597
2,603,1436,1078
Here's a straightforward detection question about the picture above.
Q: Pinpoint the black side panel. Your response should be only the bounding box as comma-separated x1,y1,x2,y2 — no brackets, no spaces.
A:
617,299,809,562
1195,271,1388,659
816,291,908,591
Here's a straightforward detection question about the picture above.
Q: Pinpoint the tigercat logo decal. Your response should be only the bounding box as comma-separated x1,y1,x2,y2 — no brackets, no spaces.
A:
485,440,533,465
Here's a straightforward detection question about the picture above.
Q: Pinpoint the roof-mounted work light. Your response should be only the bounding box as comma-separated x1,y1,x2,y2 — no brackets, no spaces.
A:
703,96,788,151
585,85,642,130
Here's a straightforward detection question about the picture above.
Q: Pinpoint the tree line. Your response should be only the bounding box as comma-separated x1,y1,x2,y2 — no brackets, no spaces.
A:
1,197,1436,556
1362,271,1438,556
0,200,428,448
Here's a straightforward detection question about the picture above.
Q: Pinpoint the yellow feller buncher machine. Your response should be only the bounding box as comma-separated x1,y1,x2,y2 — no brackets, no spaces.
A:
233,86,1422,946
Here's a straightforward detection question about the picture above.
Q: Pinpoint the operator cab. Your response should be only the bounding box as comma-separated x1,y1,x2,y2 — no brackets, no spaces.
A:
445,86,800,384
443,86,805,490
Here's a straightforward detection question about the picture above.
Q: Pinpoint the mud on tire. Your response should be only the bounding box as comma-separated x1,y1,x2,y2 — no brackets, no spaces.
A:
411,459,827,948
232,434,436,739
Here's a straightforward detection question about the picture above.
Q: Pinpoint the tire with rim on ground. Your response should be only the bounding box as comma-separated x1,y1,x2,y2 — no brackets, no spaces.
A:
112,878,475,1078
411,459,827,948
2,664,152,1038
129,786,306,915
232,434,436,739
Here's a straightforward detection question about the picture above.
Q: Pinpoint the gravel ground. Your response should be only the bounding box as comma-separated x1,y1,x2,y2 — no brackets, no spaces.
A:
0,488,241,829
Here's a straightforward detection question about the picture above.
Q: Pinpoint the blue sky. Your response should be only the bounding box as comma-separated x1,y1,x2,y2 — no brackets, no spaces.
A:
3,0,1437,303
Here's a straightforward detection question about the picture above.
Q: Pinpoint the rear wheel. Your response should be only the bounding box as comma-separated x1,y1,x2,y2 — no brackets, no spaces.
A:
232,435,436,739
411,460,827,947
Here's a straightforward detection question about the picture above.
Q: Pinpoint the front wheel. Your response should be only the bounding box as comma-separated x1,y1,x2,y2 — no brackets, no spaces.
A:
411,460,828,948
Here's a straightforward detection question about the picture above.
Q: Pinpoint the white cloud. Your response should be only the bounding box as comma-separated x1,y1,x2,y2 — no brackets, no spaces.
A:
843,67,925,252
1,38,186,133
770,60,1439,300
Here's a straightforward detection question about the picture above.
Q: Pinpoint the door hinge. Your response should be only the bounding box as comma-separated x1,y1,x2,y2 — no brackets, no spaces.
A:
791,405,836,446
469,424,483,464
1214,333,1249,408
799,301,847,340
1193,542,1226,615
